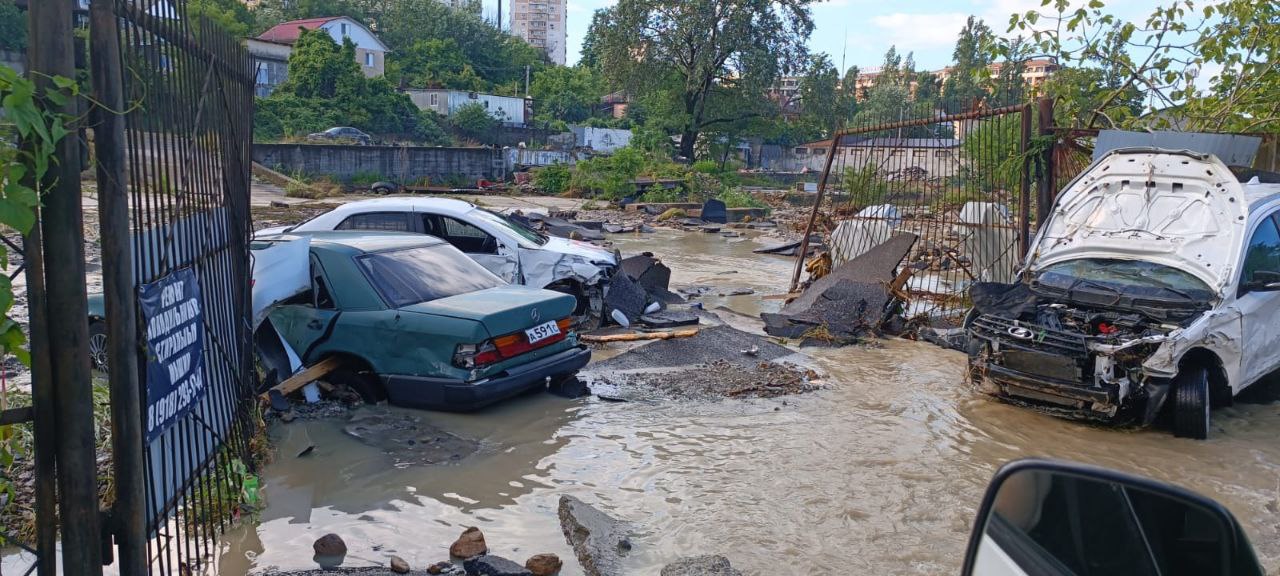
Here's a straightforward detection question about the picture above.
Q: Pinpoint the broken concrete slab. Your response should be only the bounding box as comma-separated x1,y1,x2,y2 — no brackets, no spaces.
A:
343,412,479,466
463,556,533,576
573,220,604,231
661,556,743,576
604,273,648,322
590,325,792,372
753,235,824,256
700,199,728,224
559,496,631,576
619,253,671,293
828,204,900,266
639,310,700,328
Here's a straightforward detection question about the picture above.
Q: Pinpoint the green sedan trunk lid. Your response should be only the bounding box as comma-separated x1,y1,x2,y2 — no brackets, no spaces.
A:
399,287,576,338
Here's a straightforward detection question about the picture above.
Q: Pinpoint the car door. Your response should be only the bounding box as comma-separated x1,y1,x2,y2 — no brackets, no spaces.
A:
1232,212,1280,386
272,253,342,361
421,213,520,283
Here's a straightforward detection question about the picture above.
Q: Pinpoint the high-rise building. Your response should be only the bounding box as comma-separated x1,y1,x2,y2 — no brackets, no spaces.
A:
509,0,567,66
440,0,483,15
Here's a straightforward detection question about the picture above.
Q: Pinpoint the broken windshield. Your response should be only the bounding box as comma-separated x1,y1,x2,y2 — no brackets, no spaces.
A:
472,209,549,248
357,246,505,308
1033,259,1215,305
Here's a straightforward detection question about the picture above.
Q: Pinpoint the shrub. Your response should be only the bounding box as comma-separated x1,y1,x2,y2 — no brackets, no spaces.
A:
716,188,767,209
533,163,572,195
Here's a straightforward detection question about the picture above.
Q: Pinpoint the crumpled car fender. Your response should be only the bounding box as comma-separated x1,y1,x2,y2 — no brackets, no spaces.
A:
1141,309,1242,380
521,250,605,289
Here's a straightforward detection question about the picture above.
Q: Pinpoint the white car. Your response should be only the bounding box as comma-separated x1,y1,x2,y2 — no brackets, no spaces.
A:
966,148,1280,439
257,197,619,322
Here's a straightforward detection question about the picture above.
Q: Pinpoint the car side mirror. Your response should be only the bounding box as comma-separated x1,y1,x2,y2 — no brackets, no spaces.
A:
1244,270,1280,293
962,459,1262,576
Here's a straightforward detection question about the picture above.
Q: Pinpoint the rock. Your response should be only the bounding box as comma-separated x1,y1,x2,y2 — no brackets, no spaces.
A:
390,555,411,573
639,310,700,329
525,553,563,576
719,288,754,296
428,561,455,574
312,533,347,557
700,199,728,224
450,526,489,559
558,495,631,576
463,555,533,576
603,224,624,234
270,200,288,208
660,555,742,576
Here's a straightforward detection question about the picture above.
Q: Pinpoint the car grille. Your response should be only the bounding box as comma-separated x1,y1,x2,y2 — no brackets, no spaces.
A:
970,314,1088,358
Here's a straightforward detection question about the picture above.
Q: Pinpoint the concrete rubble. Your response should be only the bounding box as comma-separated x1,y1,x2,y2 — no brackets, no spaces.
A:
661,555,744,576
558,495,632,576
762,232,917,345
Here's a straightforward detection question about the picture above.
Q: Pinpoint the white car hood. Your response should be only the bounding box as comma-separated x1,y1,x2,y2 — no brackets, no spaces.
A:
542,236,618,264
1027,149,1248,294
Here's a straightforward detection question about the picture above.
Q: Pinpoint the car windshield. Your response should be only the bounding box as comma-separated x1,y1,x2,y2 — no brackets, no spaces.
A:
356,245,505,307
1034,258,1215,303
470,208,548,247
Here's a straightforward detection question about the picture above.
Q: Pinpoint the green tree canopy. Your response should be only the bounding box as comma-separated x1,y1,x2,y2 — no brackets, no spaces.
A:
943,16,994,109
450,102,498,144
0,0,27,51
529,66,604,125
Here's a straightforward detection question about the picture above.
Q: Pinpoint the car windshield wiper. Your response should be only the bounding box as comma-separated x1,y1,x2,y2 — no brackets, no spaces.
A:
1065,277,1123,306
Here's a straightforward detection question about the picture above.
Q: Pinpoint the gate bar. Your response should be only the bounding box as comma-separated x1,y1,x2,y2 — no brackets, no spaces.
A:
90,0,147,572
28,0,103,572
1019,103,1033,256
788,131,842,293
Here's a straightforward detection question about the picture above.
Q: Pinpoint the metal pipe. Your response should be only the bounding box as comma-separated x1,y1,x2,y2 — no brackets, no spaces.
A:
1037,98,1056,224
1019,103,1033,257
89,0,147,572
788,135,841,293
27,0,103,572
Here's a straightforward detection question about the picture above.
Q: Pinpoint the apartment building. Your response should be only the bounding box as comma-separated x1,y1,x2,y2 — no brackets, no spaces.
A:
509,0,567,65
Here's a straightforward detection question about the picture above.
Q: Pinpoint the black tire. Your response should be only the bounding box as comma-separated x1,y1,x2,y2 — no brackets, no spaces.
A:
1173,365,1211,440
327,365,386,405
88,320,109,373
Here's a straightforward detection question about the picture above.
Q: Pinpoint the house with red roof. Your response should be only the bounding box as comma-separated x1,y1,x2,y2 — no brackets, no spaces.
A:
246,16,389,97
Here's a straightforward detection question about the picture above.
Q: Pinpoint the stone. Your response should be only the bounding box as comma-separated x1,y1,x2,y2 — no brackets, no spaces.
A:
525,553,563,576
558,495,631,576
428,561,455,574
603,224,624,234
312,533,347,557
463,554,533,576
390,555,411,574
700,198,728,223
660,555,743,576
450,526,489,559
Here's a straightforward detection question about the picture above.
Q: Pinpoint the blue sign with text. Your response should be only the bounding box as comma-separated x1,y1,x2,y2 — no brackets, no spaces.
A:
139,268,207,443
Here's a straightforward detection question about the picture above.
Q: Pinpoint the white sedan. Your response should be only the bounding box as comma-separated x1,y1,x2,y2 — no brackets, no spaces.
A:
258,197,619,323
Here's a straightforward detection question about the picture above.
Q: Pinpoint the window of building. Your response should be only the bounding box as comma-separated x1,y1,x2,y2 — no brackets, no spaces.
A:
889,150,904,157
812,148,828,156
430,93,438,106
934,150,950,158
364,52,374,67
913,150,927,158
340,22,349,36
794,148,807,155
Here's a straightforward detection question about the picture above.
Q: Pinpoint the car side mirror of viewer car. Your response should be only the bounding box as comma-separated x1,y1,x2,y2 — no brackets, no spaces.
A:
961,459,1263,576
1244,270,1280,293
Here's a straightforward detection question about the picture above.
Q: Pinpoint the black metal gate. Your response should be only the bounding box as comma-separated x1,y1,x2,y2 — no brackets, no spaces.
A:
110,2,256,573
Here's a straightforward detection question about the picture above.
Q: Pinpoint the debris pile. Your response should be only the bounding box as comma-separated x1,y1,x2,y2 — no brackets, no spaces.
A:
762,233,917,346
605,253,699,329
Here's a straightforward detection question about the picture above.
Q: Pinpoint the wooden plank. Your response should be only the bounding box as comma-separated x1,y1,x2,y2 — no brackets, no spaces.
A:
0,406,34,426
581,329,698,343
258,356,343,401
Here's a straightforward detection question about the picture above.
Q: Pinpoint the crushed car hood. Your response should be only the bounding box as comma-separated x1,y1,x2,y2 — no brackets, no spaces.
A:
1026,149,1249,294
541,236,617,264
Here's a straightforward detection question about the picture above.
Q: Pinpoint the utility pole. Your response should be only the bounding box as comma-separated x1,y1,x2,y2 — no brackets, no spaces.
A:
525,64,531,97
28,0,103,572
89,0,147,572
498,0,503,31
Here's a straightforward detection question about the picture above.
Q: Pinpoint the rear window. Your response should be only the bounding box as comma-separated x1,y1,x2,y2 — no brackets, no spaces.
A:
356,245,504,307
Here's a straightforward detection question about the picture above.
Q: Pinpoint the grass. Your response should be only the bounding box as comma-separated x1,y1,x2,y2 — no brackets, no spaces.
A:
349,171,383,187
285,177,342,199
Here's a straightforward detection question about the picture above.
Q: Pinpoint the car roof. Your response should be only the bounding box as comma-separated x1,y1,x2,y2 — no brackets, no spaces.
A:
257,231,446,255
325,196,478,218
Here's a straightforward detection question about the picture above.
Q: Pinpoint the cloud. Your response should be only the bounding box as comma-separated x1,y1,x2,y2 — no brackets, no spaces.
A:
869,12,970,51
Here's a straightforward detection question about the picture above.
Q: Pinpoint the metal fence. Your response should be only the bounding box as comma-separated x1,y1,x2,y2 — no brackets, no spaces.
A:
792,82,1049,325
111,1,256,573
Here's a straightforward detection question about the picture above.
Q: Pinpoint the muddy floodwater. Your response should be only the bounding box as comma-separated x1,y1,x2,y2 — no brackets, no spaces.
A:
217,228,1280,575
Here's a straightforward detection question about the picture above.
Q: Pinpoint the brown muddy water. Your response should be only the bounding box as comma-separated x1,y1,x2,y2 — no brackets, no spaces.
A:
214,228,1280,575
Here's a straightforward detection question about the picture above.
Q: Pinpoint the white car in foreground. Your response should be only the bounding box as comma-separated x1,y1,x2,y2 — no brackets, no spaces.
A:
966,148,1280,439
257,197,619,322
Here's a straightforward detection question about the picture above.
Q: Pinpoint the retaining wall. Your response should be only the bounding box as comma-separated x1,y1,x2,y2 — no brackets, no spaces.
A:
252,143,504,184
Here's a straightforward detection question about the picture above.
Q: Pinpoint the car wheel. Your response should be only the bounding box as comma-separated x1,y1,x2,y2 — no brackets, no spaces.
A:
327,365,386,405
88,320,109,373
1173,365,1210,440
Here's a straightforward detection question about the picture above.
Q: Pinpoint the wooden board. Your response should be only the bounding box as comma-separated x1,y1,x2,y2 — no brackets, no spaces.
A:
581,329,698,343
258,356,343,402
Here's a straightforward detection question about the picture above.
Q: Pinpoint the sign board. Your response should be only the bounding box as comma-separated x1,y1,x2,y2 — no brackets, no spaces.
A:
139,268,207,443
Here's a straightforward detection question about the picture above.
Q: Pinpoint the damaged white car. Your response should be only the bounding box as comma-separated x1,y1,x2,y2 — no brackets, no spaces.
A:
966,148,1280,439
257,198,619,323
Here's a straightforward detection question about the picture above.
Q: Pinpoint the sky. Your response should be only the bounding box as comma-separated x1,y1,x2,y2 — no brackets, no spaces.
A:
478,0,1175,72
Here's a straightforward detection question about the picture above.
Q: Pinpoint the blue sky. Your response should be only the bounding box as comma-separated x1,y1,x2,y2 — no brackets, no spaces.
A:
479,0,1170,72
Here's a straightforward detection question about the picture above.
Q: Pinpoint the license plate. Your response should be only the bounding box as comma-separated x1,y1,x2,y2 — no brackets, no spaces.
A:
525,320,561,344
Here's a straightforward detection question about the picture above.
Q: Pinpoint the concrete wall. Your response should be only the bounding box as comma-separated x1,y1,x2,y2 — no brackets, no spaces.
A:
570,126,632,153
254,143,503,184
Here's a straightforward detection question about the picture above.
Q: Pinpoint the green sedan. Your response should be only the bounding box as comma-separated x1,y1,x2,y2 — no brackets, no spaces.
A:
260,231,591,411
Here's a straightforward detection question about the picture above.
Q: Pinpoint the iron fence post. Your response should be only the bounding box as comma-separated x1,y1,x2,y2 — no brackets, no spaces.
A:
89,0,148,572
1037,97,1056,225
789,133,841,293
1020,103,1033,257
28,0,104,572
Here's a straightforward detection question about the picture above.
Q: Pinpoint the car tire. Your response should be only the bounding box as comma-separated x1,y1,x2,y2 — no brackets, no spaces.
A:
88,320,109,373
327,365,386,405
1173,365,1211,440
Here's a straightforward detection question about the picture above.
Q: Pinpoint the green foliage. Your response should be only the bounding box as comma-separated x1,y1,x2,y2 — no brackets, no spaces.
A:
532,163,572,195
0,0,26,51
716,188,767,209
387,38,489,92
943,16,995,108
188,0,255,38
254,31,449,144
793,53,845,139
450,102,498,144
530,66,604,125
349,171,382,186
842,164,890,207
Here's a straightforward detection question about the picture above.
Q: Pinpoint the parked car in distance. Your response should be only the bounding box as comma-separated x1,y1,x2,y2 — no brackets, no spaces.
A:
258,231,590,411
306,126,372,146
966,148,1280,439
256,197,619,325
963,458,1263,576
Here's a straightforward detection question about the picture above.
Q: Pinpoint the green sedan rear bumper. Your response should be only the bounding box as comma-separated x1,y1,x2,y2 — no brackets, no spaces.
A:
381,345,592,411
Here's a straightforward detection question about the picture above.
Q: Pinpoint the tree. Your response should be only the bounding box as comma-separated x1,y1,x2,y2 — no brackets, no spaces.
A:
0,0,26,51
189,0,255,38
596,0,816,160
451,102,498,144
578,9,612,71
387,38,488,91
794,53,842,139
943,16,994,108
530,66,604,125
1005,0,1280,132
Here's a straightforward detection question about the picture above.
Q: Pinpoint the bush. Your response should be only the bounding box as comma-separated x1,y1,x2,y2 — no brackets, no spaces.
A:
716,188,767,209
349,171,383,187
533,163,571,195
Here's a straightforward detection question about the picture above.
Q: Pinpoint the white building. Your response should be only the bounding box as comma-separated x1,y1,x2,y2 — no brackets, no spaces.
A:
509,0,567,66
250,16,389,96
405,89,529,125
